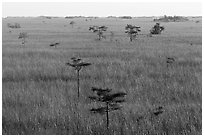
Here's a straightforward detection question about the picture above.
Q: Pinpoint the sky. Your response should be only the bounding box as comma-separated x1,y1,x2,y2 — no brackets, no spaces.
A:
2,2,202,17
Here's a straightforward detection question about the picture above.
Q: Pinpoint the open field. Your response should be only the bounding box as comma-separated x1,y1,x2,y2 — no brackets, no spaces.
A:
2,16,202,135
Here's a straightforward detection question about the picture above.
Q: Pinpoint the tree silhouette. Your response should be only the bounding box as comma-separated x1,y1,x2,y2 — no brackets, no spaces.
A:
125,24,141,42
70,21,75,28
18,32,28,46
66,57,91,98
89,87,127,130
150,23,164,34
89,25,108,40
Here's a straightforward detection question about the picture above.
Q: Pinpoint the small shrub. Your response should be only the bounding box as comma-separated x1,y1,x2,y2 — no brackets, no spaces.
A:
49,42,60,48
166,57,175,67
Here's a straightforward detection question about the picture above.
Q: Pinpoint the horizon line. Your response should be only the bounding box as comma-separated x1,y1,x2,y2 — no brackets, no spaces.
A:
3,15,202,18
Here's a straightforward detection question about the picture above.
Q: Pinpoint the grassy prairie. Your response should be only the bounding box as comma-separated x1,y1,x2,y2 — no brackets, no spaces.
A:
2,17,202,134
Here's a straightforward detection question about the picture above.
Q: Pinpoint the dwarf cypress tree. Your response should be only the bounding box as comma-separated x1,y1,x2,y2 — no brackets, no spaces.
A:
66,57,91,98
89,87,127,130
150,23,165,34
18,32,28,46
125,24,141,41
89,25,108,40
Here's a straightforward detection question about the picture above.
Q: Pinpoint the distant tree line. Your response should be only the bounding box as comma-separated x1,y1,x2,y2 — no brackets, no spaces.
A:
154,15,189,22
119,16,132,19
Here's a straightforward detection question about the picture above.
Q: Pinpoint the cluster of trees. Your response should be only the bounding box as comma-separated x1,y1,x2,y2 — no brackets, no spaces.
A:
8,19,165,47
65,16,98,19
6,19,169,132
154,15,189,22
65,56,164,131
119,16,132,19
7,23,21,28
7,23,29,46
88,23,165,42
124,23,164,41
39,16,52,19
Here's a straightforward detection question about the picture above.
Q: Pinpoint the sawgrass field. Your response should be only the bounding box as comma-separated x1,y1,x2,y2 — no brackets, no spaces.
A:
2,16,202,134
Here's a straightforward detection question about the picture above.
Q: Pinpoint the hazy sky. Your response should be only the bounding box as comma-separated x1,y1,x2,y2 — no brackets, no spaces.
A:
2,2,202,17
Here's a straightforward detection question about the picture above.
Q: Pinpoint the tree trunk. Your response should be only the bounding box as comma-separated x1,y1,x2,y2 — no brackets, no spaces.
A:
77,70,80,98
106,102,109,130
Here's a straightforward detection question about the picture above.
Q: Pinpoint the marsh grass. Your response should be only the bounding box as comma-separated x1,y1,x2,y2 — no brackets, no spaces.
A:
2,17,202,134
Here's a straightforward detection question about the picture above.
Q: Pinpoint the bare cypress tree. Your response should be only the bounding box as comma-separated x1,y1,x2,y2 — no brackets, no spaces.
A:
89,25,108,40
125,24,141,42
66,57,91,98
89,87,127,130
